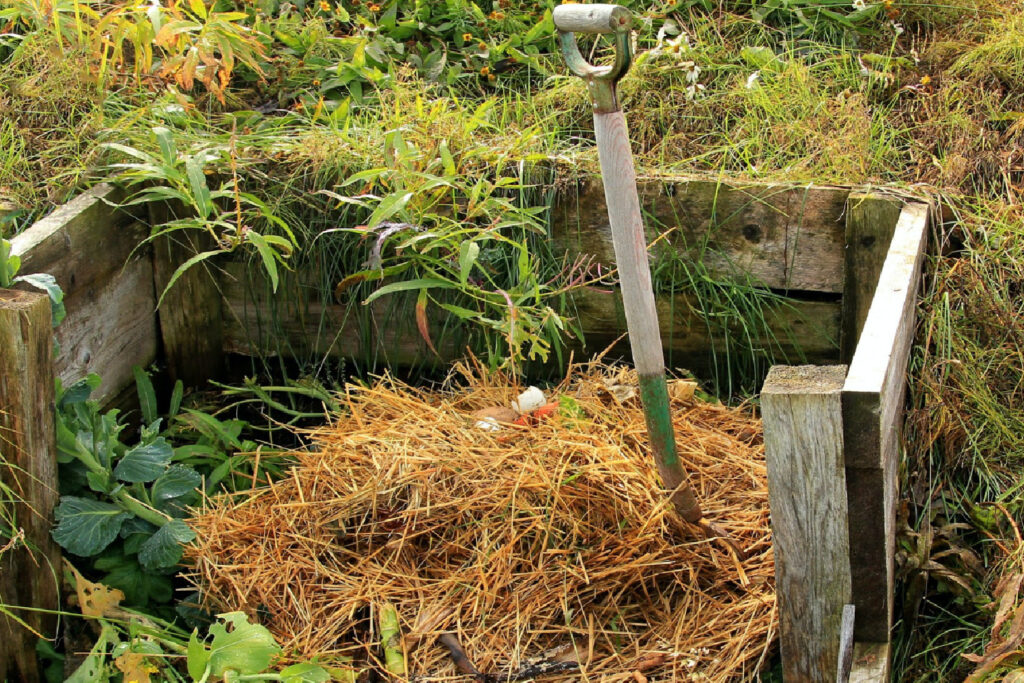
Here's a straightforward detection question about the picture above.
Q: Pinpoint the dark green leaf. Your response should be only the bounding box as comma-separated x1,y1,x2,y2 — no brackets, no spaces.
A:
113,438,174,483
152,465,202,514
133,366,158,426
60,375,101,407
52,497,131,557
138,519,196,570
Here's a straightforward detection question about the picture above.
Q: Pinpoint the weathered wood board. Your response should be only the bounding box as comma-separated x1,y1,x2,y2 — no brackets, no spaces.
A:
553,177,849,293
841,194,903,363
0,290,61,683
842,201,930,643
848,642,890,682
220,264,840,372
762,364,851,683
11,184,158,404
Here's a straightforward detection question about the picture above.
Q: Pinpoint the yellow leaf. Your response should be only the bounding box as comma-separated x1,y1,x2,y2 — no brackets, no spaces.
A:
187,0,207,20
114,651,153,683
64,560,125,619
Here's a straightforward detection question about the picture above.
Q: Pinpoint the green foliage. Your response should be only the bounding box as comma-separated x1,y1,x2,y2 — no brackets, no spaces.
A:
0,236,66,325
105,127,296,303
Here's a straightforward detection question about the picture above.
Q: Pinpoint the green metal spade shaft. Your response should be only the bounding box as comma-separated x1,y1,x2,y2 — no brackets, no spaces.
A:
553,4,705,526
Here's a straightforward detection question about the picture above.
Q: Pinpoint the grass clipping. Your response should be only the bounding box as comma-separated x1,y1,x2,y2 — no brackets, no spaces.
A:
187,365,776,681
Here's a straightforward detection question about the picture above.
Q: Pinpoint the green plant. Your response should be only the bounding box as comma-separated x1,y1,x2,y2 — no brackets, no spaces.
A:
1,236,66,325
105,126,296,303
53,373,200,608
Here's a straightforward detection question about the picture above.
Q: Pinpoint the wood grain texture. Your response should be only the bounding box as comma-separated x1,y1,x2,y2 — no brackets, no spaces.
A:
151,229,224,387
837,604,856,683
842,201,929,645
10,183,159,404
848,642,890,683
593,110,665,376
552,4,629,33
841,194,903,363
552,177,849,293
0,290,61,683
220,264,840,372
762,364,851,683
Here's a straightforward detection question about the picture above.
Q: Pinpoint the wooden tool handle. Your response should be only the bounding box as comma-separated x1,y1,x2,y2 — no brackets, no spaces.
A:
552,4,631,35
593,110,664,376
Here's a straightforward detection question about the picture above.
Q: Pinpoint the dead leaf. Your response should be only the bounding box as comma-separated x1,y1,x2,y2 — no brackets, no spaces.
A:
668,379,697,403
416,289,439,357
472,407,519,423
65,559,125,618
114,651,152,683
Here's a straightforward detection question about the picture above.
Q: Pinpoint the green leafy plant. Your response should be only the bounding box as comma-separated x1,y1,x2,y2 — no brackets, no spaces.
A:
53,373,200,607
104,126,296,303
1,236,66,326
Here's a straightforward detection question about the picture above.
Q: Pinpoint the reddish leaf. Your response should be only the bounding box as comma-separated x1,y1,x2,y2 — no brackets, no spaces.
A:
416,288,439,357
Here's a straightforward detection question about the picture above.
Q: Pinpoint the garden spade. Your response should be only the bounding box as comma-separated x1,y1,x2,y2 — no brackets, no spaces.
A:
554,4,735,545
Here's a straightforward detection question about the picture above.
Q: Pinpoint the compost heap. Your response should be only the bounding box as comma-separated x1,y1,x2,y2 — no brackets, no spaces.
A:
187,364,776,681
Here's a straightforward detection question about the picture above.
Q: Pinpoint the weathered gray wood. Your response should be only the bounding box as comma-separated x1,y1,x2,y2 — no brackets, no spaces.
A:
151,228,224,387
221,264,841,371
837,604,856,683
841,194,903,363
848,642,890,683
0,290,61,683
10,183,159,404
843,201,929,644
552,3,629,33
762,364,851,683
552,178,848,293
594,110,665,376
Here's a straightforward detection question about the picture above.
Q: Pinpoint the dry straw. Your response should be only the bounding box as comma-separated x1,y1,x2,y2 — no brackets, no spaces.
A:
187,363,777,681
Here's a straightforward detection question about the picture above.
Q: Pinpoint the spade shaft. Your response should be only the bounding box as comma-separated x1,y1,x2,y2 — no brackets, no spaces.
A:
553,4,706,527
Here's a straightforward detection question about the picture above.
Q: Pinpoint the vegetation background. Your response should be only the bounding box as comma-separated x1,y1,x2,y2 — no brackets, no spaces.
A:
2,0,1024,679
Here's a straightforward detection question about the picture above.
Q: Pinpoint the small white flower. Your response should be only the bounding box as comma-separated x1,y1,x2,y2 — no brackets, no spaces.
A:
745,70,761,89
852,0,866,9
685,83,705,101
891,20,905,35
681,61,702,84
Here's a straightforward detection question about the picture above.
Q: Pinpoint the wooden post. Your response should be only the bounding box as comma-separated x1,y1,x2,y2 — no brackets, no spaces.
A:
150,215,225,388
0,289,61,683
843,202,929,645
841,194,903,363
762,364,851,682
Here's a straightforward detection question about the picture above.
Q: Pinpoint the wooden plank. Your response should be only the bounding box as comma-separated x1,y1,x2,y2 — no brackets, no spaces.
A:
151,229,224,387
552,177,848,293
56,256,158,404
849,642,890,683
762,364,851,683
837,604,856,683
220,264,841,371
0,289,61,683
841,194,903,363
842,202,929,644
10,184,159,404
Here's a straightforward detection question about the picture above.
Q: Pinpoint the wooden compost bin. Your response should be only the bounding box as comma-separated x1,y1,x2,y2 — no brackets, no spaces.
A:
1,177,930,682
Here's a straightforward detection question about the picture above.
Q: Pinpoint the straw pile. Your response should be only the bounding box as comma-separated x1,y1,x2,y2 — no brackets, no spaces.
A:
187,364,776,681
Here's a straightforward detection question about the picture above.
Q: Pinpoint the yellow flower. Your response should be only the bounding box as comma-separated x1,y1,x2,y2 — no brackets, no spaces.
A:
489,11,505,20
920,74,931,85
462,32,473,41
368,3,380,11
478,41,487,50
319,0,329,11
480,65,490,76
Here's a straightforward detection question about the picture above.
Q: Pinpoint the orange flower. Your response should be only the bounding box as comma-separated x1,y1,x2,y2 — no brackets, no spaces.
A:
480,65,491,76
478,41,487,50
319,0,329,11
487,73,496,82
368,3,381,11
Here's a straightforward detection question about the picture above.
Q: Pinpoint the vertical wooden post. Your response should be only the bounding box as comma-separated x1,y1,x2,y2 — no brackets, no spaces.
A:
0,289,61,683
150,213,225,388
762,364,851,682
843,202,930,645
841,194,902,363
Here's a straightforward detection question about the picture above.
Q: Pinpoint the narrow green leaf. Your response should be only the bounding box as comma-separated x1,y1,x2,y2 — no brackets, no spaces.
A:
458,241,479,286
133,366,158,426
363,277,456,304
366,191,413,228
185,154,213,218
245,230,280,292
157,249,224,308
152,126,177,166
